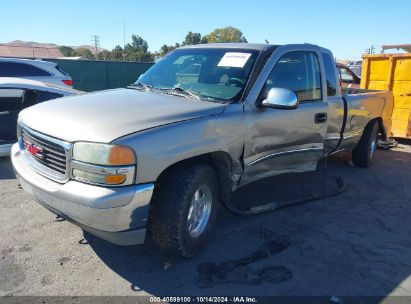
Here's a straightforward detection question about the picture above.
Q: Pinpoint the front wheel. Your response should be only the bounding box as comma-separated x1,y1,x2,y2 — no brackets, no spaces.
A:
352,121,379,167
149,164,219,258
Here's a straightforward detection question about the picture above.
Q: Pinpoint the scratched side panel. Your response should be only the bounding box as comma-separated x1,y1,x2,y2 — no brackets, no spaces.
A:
241,102,328,186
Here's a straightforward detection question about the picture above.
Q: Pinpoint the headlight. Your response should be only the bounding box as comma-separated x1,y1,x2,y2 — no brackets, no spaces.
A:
71,142,136,186
73,142,135,165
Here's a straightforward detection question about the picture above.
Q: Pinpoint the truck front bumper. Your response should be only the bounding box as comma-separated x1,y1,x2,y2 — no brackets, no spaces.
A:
11,143,154,245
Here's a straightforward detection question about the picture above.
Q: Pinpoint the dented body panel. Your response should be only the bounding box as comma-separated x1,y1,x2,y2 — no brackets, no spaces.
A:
113,103,246,185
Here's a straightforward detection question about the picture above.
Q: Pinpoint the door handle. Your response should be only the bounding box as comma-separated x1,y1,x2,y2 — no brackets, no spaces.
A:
315,112,328,124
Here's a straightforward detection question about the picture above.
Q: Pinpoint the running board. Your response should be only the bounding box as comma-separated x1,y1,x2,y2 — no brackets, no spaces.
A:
225,176,345,216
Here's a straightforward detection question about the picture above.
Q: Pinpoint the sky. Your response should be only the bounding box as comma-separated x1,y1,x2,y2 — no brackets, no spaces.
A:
1,0,410,60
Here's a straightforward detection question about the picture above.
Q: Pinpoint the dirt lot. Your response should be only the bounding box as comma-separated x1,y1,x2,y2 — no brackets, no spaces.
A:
1,144,411,298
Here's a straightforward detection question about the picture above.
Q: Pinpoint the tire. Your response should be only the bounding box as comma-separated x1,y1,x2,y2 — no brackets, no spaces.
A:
149,163,219,258
352,121,379,167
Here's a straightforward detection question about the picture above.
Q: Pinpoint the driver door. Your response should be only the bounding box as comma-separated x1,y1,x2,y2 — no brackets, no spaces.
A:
241,48,328,185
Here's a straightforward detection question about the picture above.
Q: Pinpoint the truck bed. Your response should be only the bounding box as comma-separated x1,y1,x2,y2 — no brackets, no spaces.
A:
343,89,394,138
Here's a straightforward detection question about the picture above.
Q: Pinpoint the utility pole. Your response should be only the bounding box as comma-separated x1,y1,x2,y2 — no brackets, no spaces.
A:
364,45,375,54
91,35,100,57
123,21,126,60
364,45,376,54
123,21,126,50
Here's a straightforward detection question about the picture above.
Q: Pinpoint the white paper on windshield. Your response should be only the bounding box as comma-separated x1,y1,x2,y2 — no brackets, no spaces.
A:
217,52,252,68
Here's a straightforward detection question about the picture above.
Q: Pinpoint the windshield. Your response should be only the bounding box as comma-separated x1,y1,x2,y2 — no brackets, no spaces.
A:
136,48,259,102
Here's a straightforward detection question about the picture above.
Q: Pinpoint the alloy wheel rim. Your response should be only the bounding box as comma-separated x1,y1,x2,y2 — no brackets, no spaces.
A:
187,184,212,238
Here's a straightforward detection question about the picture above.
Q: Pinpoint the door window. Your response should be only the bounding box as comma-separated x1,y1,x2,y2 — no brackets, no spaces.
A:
322,53,337,96
261,51,322,102
339,67,355,83
24,64,51,76
0,62,51,77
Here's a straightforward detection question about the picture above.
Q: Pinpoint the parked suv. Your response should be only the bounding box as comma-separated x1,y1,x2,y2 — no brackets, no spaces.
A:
0,58,73,87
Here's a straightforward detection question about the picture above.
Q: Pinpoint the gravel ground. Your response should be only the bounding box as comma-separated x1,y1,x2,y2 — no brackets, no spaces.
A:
0,143,410,298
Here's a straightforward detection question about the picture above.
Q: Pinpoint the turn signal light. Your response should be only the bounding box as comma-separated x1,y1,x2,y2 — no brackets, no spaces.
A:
108,146,135,165
105,174,127,185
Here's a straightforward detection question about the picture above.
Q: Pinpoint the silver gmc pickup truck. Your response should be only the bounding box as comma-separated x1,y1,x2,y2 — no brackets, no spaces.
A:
11,43,393,257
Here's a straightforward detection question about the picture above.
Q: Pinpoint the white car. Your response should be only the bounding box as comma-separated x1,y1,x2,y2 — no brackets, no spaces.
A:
0,78,81,157
0,58,73,88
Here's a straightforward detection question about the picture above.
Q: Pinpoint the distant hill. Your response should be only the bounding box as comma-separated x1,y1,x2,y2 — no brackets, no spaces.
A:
0,40,107,58
4,40,59,49
0,40,63,58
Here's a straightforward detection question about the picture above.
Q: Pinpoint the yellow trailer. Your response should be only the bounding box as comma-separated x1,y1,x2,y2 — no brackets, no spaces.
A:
361,53,411,138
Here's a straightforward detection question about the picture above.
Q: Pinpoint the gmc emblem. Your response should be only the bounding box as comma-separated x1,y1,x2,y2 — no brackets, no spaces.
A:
24,140,44,159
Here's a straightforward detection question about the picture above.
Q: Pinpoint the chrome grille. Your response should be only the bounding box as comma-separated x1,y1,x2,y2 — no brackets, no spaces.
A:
19,124,71,182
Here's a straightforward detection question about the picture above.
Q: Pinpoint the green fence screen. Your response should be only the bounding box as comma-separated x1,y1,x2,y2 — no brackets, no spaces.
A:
48,59,154,92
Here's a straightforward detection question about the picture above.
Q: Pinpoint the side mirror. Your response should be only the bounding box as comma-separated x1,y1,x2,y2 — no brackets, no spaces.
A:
259,88,298,109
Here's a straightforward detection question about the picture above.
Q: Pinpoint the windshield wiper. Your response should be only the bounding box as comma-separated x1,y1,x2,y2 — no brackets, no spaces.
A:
128,82,153,91
157,86,201,100
129,84,206,101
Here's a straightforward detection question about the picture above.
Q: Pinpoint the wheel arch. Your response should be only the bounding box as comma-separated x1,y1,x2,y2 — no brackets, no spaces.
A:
155,151,235,206
367,117,387,140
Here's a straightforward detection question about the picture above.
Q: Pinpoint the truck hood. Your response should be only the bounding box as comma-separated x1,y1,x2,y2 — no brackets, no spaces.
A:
19,88,226,143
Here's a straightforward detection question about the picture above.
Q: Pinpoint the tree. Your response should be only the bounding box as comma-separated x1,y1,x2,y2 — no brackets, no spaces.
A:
97,50,112,60
159,44,175,56
183,32,202,45
73,48,95,59
58,46,75,57
124,34,153,61
159,42,182,57
110,45,125,60
202,27,247,43
201,36,209,44
125,34,149,53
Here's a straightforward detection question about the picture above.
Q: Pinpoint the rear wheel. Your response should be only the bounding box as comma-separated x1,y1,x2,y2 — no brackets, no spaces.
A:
149,163,219,258
352,121,379,167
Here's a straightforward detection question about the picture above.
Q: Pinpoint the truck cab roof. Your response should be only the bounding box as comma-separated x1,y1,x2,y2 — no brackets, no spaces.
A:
179,43,276,51
179,42,328,52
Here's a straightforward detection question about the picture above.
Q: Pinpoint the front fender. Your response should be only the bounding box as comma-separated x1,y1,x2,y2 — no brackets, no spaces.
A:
113,104,245,184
